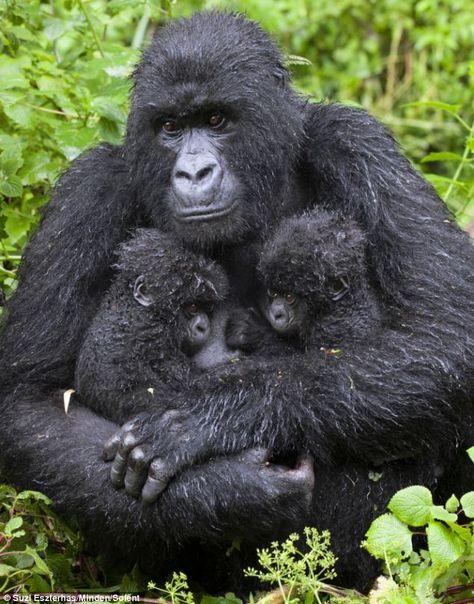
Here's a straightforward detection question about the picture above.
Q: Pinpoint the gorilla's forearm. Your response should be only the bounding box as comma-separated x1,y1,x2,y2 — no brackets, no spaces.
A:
0,386,310,555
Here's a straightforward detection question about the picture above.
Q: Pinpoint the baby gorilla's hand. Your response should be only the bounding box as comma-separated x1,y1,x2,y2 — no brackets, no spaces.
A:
102,409,196,502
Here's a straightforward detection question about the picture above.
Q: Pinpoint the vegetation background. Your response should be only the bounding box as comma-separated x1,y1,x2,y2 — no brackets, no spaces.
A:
1,0,474,304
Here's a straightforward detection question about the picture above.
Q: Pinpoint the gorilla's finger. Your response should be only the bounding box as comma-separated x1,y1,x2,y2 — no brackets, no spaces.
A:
110,432,142,488
102,432,122,461
141,458,174,504
124,445,152,498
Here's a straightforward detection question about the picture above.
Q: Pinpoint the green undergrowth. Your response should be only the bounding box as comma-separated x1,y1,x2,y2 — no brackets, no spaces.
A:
1,446,473,603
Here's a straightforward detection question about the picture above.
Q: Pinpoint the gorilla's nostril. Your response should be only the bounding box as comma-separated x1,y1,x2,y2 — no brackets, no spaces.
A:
196,165,214,181
175,170,190,181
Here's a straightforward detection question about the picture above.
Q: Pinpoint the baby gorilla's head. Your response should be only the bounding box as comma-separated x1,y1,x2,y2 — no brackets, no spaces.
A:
117,229,236,369
258,211,381,348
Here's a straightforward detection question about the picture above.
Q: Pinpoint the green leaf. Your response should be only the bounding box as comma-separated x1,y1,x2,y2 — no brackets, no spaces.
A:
388,486,433,526
0,146,24,176
0,175,23,198
4,516,23,534
16,490,52,504
460,492,474,518
405,101,462,115
0,563,16,577
430,505,457,523
24,546,53,578
91,97,126,124
421,152,463,163
364,513,413,559
467,446,474,463
445,494,460,513
426,522,465,568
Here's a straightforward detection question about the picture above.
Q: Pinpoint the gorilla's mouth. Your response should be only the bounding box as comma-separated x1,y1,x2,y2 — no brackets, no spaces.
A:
175,200,237,222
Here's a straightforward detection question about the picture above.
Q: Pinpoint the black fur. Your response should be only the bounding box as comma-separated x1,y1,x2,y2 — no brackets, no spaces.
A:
0,10,473,593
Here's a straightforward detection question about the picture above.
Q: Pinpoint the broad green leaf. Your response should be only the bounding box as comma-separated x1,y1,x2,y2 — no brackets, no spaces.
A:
388,486,433,526
445,494,459,513
0,56,31,90
467,446,474,463
426,522,465,568
4,516,23,534
430,505,457,523
0,146,24,176
364,513,413,559
0,176,23,198
460,492,474,518
0,563,16,577
91,97,126,124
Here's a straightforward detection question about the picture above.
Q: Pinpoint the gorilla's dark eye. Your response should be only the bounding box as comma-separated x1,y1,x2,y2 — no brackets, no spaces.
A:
285,293,297,305
208,113,226,129
182,302,200,317
267,289,279,299
326,276,349,301
162,119,181,134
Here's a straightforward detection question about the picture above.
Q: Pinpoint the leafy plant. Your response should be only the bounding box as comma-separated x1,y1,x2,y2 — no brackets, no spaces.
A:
245,527,363,603
363,449,474,603
0,484,85,593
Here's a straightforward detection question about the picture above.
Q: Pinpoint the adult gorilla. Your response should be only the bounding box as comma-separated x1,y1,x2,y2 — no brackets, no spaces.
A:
0,11,473,591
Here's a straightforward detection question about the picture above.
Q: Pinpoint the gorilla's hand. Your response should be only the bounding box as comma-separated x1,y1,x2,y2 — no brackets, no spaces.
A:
226,307,269,352
102,410,189,499
103,413,314,505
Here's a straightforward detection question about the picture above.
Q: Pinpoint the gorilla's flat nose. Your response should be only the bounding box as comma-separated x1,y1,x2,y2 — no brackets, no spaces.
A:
172,152,223,205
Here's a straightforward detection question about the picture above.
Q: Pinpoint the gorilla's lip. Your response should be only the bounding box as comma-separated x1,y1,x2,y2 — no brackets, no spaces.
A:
175,200,237,222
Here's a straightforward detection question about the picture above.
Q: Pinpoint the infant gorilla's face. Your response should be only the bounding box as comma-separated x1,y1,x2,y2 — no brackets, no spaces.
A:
263,289,307,337
133,276,238,369
263,276,350,340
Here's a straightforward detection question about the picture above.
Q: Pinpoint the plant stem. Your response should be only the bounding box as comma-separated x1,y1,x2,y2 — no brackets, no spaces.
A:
78,0,105,58
132,4,151,49
446,118,474,204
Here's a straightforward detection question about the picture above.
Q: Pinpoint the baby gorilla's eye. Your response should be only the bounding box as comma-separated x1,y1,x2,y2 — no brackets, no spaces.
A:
208,113,226,128
267,289,279,299
284,293,297,305
182,302,200,317
326,276,349,301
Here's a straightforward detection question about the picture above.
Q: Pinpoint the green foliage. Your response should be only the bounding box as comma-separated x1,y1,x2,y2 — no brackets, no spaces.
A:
245,528,362,603
0,0,166,300
364,480,474,603
148,572,196,604
0,484,85,593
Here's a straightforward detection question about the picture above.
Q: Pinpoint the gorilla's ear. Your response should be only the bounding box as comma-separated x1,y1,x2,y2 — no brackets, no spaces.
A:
133,275,153,307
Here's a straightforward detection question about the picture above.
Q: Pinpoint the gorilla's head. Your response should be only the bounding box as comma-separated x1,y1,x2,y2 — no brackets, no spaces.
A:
258,212,383,347
126,11,304,248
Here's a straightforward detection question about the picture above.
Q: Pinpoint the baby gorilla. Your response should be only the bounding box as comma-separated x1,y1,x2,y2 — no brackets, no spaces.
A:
256,210,382,350
75,229,238,496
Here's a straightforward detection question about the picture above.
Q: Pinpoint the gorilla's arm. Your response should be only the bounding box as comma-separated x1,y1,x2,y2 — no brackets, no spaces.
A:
0,387,313,557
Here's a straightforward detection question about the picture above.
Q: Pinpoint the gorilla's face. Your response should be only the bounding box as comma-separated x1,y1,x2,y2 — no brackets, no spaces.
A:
157,109,245,244
125,12,304,248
